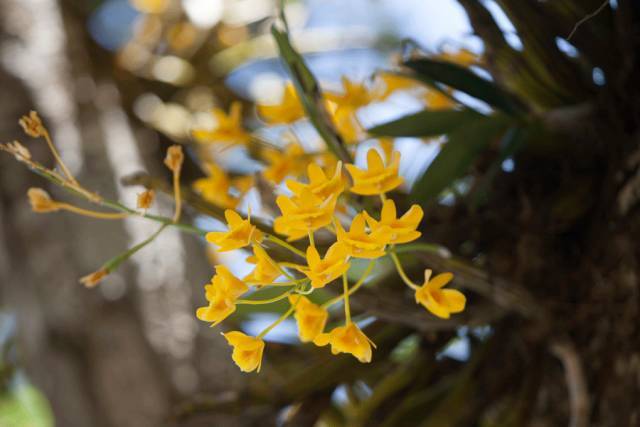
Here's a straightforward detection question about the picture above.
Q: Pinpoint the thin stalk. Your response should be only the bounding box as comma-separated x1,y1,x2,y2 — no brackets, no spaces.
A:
55,203,130,220
43,130,78,186
389,250,420,290
237,287,296,305
257,301,297,338
265,234,305,258
323,260,375,308
342,273,351,323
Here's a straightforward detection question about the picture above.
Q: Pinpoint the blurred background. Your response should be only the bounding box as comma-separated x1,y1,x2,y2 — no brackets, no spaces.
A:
1,0,638,426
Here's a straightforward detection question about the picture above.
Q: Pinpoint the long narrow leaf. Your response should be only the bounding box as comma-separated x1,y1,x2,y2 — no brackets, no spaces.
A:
404,58,525,116
271,25,352,163
411,115,511,203
368,109,483,138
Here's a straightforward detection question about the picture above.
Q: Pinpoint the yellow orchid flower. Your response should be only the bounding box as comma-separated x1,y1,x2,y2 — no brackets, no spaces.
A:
335,213,388,259
298,242,351,288
206,209,263,252
192,163,239,209
262,143,306,184
374,72,421,100
286,162,345,200
289,295,328,342
345,149,404,195
196,265,248,325
313,322,375,363
415,270,466,319
196,289,236,326
329,105,364,143
424,88,456,110
192,101,251,146
256,83,305,124
210,264,249,298
244,244,281,286
326,77,373,112
436,48,481,67
364,199,423,244
274,189,338,241
223,331,265,373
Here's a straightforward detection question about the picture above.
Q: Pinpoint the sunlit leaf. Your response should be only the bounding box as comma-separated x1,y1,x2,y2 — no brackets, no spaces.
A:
368,109,483,138
404,58,525,116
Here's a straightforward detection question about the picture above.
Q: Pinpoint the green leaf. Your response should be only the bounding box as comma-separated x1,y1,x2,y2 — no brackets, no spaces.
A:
411,115,511,203
470,125,531,209
404,58,525,116
368,109,483,138
271,25,352,163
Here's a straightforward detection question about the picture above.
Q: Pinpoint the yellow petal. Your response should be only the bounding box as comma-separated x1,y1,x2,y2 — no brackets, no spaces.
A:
442,289,466,313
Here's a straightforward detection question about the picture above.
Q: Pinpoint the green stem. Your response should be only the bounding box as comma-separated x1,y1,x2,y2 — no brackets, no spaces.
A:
342,273,351,324
389,250,420,290
265,234,306,258
257,299,298,338
323,260,376,308
31,166,207,236
103,225,167,273
237,287,296,305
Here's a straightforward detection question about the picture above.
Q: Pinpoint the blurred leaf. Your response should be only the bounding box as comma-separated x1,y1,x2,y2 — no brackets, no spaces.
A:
404,58,525,116
412,115,511,203
0,383,54,427
368,109,483,138
271,25,353,163
471,125,531,209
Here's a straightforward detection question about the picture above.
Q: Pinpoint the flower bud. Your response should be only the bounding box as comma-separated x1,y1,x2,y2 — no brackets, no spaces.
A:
27,188,59,213
19,111,46,138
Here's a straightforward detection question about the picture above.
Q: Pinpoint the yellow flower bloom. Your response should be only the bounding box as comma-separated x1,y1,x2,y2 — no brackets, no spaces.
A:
193,163,239,209
244,244,281,286
274,189,338,241
329,106,363,143
223,331,265,373
313,322,375,363
374,72,421,100
335,213,388,259
345,149,404,195
286,162,345,200
415,270,466,319
192,102,251,146
289,295,328,342
437,48,481,67
326,77,373,112
262,143,306,184
196,265,248,326
196,289,236,326
364,199,423,244
424,88,456,110
256,83,305,124
206,209,263,251
298,242,351,288
210,264,249,299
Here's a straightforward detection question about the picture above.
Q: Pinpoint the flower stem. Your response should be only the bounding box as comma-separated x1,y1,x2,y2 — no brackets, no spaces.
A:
342,273,351,324
237,287,296,305
43,130,79,186
257,300,298,339
172,169,182,223
55,202,131,220
102,224,167,273
265,234,305,258
323,260,375,308
308,230,315,247
389,250,420,290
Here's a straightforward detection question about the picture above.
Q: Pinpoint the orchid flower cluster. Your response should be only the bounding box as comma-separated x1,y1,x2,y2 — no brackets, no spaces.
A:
2,51,476,373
